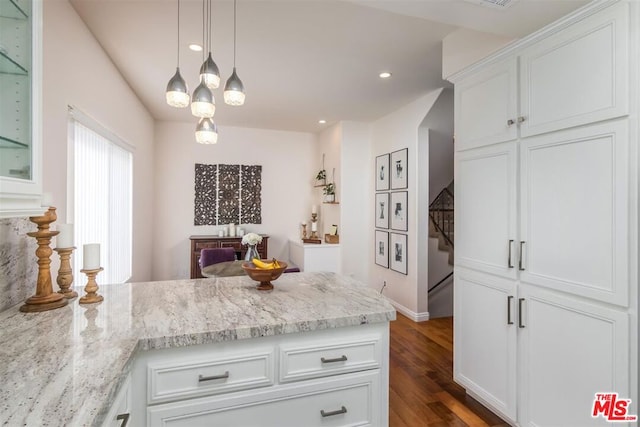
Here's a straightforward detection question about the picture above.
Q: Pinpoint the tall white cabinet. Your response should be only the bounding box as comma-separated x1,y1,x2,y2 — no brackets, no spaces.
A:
450,2,638,426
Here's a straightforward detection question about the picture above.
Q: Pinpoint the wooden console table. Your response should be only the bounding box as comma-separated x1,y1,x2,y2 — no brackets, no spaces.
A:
189,235,269,279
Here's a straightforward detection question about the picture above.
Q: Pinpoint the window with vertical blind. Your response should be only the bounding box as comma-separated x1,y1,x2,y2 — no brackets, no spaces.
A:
68,107,132,284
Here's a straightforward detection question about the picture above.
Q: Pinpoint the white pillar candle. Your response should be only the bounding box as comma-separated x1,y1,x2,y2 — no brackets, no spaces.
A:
311,222,317,232
83,244,100,270
56,224,74,248
311,205,317,214
218,230,224,237
41,192,53,207
229,223,236,237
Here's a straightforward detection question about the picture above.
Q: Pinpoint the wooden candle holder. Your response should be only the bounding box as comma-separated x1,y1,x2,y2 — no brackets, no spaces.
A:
54,247,77,299
79,267,104,304
20,207,69,313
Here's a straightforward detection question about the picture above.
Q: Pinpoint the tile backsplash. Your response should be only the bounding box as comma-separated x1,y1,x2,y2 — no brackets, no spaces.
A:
0,217,38,312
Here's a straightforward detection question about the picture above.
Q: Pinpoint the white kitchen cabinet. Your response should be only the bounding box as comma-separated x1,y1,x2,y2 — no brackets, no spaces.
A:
518,284,629,427
518,2,629,138
454,58,518,151
519,120,629,306
0,0,43,218
453,269,517,423
131,323,389,427
455,141,518,280
450,1,638,425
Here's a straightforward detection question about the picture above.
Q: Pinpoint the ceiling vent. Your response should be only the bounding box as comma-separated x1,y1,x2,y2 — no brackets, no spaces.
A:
463,0,520,9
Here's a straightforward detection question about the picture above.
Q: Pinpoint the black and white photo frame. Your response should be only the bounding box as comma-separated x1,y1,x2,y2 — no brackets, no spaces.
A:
390,148,408,190
375,193,389,229
390,232,407,274
390,191,408,231
375,230,389,268
375,154,390,191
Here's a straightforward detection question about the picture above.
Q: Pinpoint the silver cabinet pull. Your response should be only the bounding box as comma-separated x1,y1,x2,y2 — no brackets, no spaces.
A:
508,240,514,268
507,296,514,325
116,413,130,427
507,119,515,126
321,406,347,417
518,116,526,123
321,355,347,363
198,371,230,382
519,241,526,271
518,298,525,328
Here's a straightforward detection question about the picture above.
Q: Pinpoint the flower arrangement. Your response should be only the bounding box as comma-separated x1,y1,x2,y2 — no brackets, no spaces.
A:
241,232,262,246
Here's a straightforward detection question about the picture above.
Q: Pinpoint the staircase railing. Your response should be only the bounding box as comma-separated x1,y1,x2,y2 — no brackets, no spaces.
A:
428,271,453,294
429,184,454,248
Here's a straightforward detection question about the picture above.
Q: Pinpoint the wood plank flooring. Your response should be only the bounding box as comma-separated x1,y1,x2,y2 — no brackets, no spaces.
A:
389,314,509,427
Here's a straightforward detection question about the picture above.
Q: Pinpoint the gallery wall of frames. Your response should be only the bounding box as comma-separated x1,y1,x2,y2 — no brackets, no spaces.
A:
374,148,408,274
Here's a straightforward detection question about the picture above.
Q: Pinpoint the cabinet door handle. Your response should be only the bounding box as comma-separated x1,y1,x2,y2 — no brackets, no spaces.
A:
507,296,514,325
321,406,347,417
321,355,347,364
508,240,514,268
518,298,525,328
198,371,230,382
116,413,130,427
507,119,515,126
518,116,526,123
519,241,526,271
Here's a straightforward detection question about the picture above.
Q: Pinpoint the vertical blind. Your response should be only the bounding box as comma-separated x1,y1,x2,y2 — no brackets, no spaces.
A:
70,115,132,284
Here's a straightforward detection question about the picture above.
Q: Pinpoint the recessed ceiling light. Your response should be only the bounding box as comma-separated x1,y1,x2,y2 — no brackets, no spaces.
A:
189,44,203,52
318,119,327,124
379,72,392,79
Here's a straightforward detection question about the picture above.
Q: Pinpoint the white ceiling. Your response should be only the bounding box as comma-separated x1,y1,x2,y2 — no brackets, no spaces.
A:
69,0,588,133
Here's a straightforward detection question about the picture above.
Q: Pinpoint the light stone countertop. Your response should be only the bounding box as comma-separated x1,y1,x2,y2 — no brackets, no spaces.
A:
0,272,395,426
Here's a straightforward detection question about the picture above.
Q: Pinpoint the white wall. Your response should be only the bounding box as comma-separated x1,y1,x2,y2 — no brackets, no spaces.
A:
442,28,513,79
153,122,316,281
316,124,342,236
340,121,372,283
43,0,155,282
424,88,454,201
368,89,443,320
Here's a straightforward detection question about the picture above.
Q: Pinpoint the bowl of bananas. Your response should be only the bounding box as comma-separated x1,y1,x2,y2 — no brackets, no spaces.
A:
242,259,288,291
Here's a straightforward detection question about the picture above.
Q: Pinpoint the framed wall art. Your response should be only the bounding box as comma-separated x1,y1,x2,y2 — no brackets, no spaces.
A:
375,230,389,268
390,232,407,274
375,153,390,191
375,192,389,229
390,148,408,190
390,191,408,231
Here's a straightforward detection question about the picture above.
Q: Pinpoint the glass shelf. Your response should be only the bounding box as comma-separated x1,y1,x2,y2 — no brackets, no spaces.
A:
0,50,28,75
0,135,28,148
0,0,28,20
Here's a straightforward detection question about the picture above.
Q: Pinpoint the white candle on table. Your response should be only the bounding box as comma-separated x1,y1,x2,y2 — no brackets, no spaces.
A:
83,244,100,270
311,205,317,214
56,224,74,248
41,192,53,207
229,223,236,237
311,222,317,232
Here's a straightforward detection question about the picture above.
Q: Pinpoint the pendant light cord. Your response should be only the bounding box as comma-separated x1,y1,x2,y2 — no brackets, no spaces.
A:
208,0,212,53
233,0,237,67
202,0,205,60
176,0,181,66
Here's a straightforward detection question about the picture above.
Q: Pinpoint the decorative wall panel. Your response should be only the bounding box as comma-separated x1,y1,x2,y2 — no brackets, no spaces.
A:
194,163,262,225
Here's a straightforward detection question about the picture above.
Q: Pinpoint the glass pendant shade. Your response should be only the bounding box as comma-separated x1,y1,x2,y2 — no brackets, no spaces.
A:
224,67,245,106
191,81,216,118
165,67,190,108
200,52,221,90
195,118,218,144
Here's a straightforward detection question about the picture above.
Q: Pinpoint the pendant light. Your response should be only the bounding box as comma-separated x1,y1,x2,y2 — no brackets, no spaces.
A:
195,118,218,144
224,0,245,106
200,0,220,90
165,0,189,108
191,0,215,118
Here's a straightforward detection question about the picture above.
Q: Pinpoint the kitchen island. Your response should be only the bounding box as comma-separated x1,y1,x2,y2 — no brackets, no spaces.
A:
0,272,395,426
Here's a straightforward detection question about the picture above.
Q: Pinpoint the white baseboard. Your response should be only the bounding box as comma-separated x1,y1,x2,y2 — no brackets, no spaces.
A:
386,298,430,322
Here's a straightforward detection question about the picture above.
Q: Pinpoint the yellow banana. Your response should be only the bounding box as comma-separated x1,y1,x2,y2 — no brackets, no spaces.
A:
252,258,275,269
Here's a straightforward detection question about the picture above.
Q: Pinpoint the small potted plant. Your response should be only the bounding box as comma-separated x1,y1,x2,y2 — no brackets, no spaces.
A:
315,154,326,186
323,182,335,203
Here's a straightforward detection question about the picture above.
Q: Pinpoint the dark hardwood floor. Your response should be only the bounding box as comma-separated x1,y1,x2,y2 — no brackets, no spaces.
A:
389,314,509,427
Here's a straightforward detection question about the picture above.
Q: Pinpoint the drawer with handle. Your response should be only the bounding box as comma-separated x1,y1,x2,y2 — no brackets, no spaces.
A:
279,334,382,383
147,349,274,404
147,370,381,427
